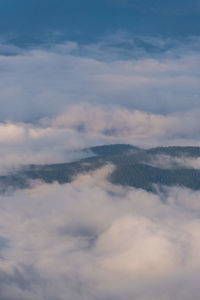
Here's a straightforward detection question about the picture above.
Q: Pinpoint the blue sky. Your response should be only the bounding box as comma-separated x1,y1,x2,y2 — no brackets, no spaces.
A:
1,0,200,43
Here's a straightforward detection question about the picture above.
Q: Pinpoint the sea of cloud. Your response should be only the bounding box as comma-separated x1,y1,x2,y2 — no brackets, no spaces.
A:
0,35,199,171
0,35,200,122
0,35,200,299
0,105,200,173
0,166,200,299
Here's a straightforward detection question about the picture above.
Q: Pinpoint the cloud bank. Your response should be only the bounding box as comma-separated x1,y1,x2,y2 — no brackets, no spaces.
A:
0,167,200,299
0,103,200,173
0,35,200,172
0,36,200,122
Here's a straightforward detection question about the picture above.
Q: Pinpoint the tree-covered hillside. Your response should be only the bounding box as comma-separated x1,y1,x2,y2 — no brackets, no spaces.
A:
1,144,200,193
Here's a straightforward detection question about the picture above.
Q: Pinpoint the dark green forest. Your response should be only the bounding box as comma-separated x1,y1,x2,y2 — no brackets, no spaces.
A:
1,144,200,193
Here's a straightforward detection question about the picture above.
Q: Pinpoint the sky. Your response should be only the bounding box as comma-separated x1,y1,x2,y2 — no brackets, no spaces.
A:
0,1,200,300
1,0,200,43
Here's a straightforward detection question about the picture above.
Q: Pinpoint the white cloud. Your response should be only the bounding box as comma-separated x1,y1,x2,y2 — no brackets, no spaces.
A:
0,104,200,173
0,36,199,173
0,36,200,122
148,154,200,170
0,35,199,299
0,167,200,299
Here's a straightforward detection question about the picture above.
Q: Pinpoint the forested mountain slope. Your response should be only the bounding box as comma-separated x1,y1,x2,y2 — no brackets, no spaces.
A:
1,144,200,193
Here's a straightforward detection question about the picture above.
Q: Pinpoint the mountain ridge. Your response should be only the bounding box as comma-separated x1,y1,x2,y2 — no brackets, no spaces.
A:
1,144,200,193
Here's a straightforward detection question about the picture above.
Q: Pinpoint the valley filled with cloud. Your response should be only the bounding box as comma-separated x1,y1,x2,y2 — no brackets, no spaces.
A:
0,4,200,297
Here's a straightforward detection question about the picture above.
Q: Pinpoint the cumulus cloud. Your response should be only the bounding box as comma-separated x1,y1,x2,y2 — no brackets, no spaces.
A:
0,166,200,299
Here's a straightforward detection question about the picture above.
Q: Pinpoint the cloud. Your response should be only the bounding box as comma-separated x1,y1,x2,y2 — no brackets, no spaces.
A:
0,34,199,299
147,154,200,169
0,104,200,173
0,167,200,299
0,36,200,122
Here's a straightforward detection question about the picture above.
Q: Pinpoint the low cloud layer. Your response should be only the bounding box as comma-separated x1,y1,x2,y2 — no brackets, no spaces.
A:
0,34,200,299
0,35,200,172
0,104,200,172
0,166,200,299
0,36,200,122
